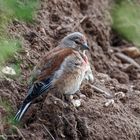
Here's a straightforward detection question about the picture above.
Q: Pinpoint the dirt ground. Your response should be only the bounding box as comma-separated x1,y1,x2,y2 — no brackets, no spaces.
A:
0,0,140,139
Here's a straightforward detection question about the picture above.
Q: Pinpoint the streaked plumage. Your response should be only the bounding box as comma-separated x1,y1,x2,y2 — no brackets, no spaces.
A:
14,32,93,121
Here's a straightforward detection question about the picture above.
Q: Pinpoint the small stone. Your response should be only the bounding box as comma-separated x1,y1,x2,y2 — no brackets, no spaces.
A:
104,99,115,107
1,66,16,75
71,99,81,107
115,92,125,99
122,47,140,58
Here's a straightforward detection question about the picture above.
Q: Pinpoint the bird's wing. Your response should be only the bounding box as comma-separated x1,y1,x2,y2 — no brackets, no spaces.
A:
14,47,75,121
32,47,74,81
27,47,75,101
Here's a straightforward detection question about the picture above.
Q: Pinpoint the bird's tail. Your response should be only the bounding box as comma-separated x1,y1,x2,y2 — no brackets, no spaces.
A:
14,101,32,122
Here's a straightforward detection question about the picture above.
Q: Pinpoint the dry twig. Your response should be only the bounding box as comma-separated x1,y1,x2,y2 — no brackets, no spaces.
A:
73,16,88,30
12,125,25,140
62,115,73,128
115,52,140,69
42,124,56,140
21,24,50,51
32,32,50,51
88,84,113,98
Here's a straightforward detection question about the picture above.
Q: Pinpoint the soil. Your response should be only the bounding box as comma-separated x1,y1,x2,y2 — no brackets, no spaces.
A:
0,0,140,140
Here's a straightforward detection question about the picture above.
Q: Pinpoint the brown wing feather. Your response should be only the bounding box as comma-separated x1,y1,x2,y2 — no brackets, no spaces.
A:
32,47,74,82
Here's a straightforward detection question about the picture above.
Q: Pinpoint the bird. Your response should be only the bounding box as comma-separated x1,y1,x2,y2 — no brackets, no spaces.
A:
14,32,92,121
60,32,94,82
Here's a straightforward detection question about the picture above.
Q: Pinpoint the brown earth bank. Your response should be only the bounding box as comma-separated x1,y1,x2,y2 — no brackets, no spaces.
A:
0,0,140,140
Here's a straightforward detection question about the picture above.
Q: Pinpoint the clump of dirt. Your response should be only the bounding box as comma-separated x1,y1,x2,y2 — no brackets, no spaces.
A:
0,0,140,140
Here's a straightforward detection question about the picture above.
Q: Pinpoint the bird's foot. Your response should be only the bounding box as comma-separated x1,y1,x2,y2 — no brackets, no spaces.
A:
75,92,86,99
64,94,82,107
64,94,73,102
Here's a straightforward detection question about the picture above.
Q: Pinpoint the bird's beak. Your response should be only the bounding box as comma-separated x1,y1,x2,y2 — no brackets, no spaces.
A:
82,43,89,50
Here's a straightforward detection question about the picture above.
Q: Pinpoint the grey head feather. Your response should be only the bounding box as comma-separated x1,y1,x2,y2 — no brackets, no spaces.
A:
60,32,85,48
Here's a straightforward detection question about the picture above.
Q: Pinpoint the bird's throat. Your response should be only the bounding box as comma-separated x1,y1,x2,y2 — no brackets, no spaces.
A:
80,52,88,64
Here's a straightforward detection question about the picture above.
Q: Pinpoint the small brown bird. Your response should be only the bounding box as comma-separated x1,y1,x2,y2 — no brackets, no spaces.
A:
14,32,92,121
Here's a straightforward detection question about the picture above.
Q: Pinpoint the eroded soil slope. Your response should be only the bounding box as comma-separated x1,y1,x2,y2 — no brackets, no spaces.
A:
0,0,140,140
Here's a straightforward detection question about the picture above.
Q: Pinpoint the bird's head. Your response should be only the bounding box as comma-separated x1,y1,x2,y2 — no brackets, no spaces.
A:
60,32,89,52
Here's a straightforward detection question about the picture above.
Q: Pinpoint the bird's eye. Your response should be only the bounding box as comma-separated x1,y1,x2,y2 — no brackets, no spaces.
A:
75,62,80,65
75,39,81,44
74,61,81,66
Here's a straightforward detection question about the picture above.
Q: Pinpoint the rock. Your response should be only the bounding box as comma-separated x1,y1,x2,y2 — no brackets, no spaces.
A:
71,99,81,107
122,47,140,58
1,66,16,75
104,99,115,107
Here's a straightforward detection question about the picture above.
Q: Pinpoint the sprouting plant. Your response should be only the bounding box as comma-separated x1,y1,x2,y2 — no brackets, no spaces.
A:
0,0,39,67
0,39,21,64
0,0,39,22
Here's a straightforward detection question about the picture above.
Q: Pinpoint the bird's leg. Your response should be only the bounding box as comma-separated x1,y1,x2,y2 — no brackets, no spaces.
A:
64,90,87,107
75,90,86,99
64,94,82,107
64,94,74,102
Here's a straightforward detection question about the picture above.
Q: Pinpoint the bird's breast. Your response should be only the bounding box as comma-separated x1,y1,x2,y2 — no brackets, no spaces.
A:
51,51,89,95
53,68,85,95
62,71,84,95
